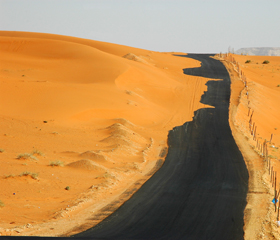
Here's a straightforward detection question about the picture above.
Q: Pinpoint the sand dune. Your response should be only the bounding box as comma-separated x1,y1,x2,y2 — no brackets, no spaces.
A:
79,151,109,162
67,159,106,171
0,31,211,236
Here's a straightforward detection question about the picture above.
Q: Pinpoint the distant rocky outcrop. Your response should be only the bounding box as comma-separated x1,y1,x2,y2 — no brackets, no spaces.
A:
235,47,280,56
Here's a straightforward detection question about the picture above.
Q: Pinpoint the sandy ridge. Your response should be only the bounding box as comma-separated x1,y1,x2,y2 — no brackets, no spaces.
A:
0,31,210,236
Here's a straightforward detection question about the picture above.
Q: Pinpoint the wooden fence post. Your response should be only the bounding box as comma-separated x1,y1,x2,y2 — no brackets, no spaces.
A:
275,173,277,212
253,126,257,141
275,172,277,190
275,189,277,212
266,145,269,159
278,195,280,221
272,168,274,185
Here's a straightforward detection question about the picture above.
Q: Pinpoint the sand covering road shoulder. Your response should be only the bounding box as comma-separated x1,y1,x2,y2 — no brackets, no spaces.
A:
0,31,213,236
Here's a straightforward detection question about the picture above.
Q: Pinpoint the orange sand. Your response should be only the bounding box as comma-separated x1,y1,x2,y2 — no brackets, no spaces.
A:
232,55,280,150
221,54,280,239
0,31,212,236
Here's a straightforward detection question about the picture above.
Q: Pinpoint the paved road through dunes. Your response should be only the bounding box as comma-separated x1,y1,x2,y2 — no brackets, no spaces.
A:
4,55,248,240
71,54,249,240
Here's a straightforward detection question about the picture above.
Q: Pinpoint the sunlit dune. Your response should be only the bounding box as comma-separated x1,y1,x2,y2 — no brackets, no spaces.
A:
0,31,211,236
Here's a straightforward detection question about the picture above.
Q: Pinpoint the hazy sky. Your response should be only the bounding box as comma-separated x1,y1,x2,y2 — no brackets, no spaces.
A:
0,0,279,53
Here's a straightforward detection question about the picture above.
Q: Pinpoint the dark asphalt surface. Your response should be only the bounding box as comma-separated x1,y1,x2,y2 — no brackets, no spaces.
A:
3,54,249,240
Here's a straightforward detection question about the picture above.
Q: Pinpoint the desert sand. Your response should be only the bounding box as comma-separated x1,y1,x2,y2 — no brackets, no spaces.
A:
0,31,213,236
221,53,280,239
2,32,279,239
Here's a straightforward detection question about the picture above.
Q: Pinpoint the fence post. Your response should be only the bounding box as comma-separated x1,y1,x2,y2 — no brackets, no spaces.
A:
275,173,277,212
254,126,257,141
278,195,280,221
272,168,274,185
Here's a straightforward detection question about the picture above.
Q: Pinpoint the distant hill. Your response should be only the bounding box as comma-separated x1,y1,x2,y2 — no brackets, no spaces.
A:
235,47,280,56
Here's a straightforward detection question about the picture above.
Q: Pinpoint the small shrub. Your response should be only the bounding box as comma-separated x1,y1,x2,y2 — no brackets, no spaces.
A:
263,60,270,64
0,200,4,208
32,150,44,156
277,85,280,87
65,186,70,190
17,153,37,161
20,171,38,179
4,174,15,179
0,149,4,153
5,172,38,179
245,60,251,63
49,160,64,167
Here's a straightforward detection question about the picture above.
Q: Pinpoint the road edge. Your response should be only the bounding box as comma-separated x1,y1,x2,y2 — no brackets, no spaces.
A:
220,57,280,240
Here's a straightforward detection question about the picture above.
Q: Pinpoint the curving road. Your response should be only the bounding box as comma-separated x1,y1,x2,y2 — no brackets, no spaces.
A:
71,54,249,240
3,54,248,240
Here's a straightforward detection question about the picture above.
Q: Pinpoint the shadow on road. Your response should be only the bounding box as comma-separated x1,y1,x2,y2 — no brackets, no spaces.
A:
175,54,216,78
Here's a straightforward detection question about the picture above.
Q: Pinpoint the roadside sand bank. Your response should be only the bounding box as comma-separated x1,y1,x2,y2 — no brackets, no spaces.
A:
221,54,280,240
0,31,212,236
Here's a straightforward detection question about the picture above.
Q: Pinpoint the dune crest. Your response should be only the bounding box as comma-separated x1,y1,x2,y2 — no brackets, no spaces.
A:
79,151,109,162
0,36,129,84
67,159,106,171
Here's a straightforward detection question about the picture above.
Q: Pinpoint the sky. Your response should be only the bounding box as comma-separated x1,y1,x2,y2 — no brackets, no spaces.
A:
0,0,279,53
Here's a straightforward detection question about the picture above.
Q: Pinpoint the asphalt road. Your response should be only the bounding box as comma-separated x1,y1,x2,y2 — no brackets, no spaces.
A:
71,54,249,240
3,54,249,240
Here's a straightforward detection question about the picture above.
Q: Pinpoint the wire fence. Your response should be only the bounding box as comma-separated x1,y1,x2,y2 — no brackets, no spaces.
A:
218,52,280,224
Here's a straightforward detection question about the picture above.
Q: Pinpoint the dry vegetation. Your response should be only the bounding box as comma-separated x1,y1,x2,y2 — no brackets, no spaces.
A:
16,153,38,161
49,161,64,167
